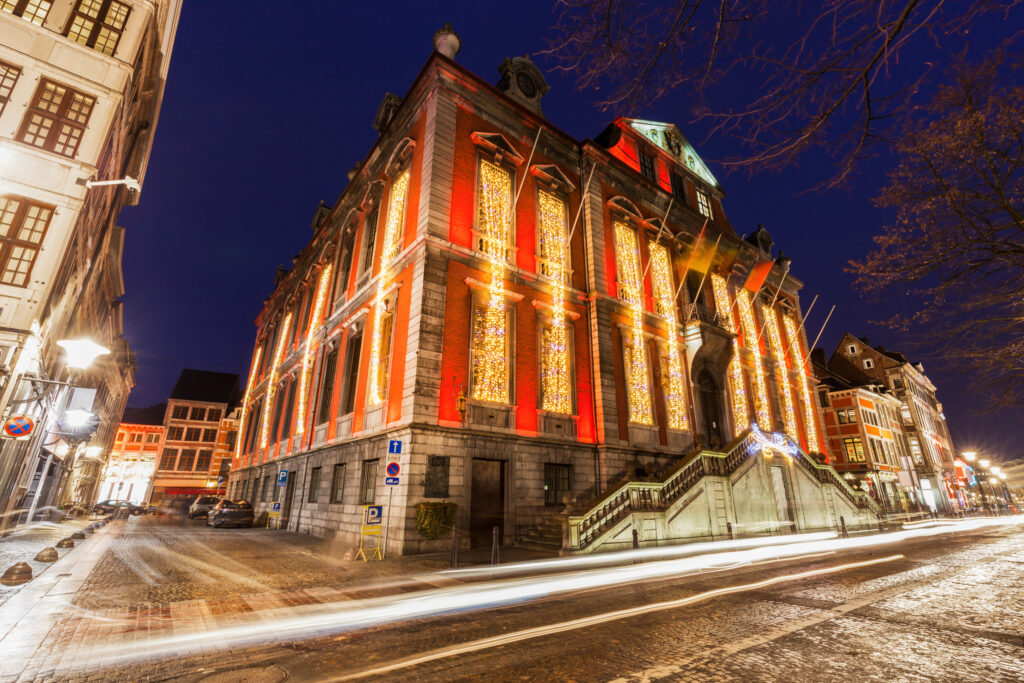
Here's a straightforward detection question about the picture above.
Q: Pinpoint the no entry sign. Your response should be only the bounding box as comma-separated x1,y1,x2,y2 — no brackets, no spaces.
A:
3,416,34,438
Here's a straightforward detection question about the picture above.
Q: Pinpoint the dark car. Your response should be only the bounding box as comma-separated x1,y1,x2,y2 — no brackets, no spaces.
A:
93,499,145,516
206,499,255,528
188,495,221,519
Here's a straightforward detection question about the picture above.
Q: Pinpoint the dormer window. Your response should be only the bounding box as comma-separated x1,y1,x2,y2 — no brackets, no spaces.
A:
847,344,857,355
863,358,874,370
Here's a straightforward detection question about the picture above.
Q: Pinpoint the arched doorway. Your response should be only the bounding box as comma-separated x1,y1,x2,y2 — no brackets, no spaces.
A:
698,369,725,449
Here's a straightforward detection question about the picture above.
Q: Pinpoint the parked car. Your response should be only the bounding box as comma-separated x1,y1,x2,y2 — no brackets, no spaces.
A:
206,499,254,528
93,500,145,516
188,496,221,519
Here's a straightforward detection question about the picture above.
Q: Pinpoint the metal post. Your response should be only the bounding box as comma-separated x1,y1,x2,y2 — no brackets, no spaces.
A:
491,525,500,566
727,521,733,540
632,527,639,549
449,523,458,569
382,486,393,560
840,516,849,538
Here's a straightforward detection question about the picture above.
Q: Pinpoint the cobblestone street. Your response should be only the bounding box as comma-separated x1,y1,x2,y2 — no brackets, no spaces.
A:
1,517,1022,682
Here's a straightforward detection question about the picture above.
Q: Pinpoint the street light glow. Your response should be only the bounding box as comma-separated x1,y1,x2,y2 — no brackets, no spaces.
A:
962,451,977,461
980,459,991,468
63,408,94,428
57,338,110,370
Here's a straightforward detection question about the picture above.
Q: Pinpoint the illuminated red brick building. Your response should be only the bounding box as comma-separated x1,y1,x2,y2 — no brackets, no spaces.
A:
228,27,872,555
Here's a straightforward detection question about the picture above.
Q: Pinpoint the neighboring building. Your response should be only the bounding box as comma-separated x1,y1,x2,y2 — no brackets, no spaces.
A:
149,369,238,504
829,333,959,513
97,403,164,504
0,0,181,526
228,27,876,555
812,349,912,513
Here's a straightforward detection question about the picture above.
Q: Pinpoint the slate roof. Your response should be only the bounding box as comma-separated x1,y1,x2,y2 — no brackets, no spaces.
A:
168,369,240,406
121,403,166,426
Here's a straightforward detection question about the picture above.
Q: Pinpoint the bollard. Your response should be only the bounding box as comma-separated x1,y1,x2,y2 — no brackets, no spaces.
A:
34,547,58,563
632,528,639,550
840,516,849,538
449,523,459,569
71,531,86,540
1,562,32,586
727,522,734,540
491,526,500,566
56,538,74,548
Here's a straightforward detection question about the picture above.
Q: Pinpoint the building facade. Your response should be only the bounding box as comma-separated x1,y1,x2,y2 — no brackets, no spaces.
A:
228,28,874,555
829,333,959,513
98,403,164,505
0,0,181,526
149,369,238,505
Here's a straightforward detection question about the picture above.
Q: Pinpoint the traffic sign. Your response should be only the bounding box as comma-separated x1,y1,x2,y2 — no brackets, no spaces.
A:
216,474,225,485
364,505,383,525
277,469,288,487
3,416,34,438
271,501,282,513
386,462,400,477
388,439,402,454
385,477,400,486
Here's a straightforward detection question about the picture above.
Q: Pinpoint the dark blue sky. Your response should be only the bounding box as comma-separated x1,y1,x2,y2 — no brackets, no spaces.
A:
119,2,1023,461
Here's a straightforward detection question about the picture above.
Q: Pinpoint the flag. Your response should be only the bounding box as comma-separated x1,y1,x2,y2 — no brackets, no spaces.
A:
681,220,717,275
743,258,775,292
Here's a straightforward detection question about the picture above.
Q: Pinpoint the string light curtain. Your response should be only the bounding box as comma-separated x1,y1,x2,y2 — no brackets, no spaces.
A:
471,159,514,402
538,190,571,414
762,304,799,441
736,289,772,429
368,169,410,404
258,313,293,453
711,273,749,431
295,265,333,436
649,242,689,430
234,345,263,463
614,221,653,425
784,315,821,451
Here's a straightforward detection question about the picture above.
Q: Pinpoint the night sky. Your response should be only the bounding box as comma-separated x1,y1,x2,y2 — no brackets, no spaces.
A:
118,2,1023,462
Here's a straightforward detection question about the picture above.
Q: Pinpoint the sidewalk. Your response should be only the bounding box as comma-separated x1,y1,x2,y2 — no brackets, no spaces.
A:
0,517,95,607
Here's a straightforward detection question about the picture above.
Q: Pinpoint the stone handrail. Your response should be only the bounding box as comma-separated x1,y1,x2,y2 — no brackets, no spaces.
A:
565,429,878,551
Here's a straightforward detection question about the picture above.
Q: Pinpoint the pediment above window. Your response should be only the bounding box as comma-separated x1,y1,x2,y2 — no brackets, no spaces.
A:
385,137,416,176
470,131,525,165
530,164,575,193
607,195,643,220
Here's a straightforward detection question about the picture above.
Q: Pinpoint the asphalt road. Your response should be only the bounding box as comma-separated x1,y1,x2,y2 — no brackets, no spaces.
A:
3,517,1023,682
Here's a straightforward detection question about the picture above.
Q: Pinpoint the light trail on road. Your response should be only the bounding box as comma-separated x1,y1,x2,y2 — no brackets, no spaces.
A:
56,515,1024,675
333,554,905,681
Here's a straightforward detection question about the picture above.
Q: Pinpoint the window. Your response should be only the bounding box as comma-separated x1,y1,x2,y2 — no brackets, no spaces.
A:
892,378,904,390
176,449,196,471
206,408,221,422
638,151,656,183
544,463,571,506
269,379,287,444
202,428,217,442
184,428,201,442
190,407,206,421
158,449,177,470
469,302,513,403
424,456,449,498
65,0,131,56
308,466,321,503
817,389,829,408
370,312,392,405
171,405,188,420
695,189,713,219
145,433,159,443
18,79,94,158
0,196,55,287
340,331,362,415
361,209,379,274
115,432,124,442
847,345,857,355
540,323,574,414
0,0,52,25
360,460,378,504
330,463,346,503
863,358,874,370
336,232,355,298
239,479,248,501
837,408,857,425
0,61,22,116
166,426,183,440
476,157,514,261
669,172,687,201
129,432,142,443
261,475,271,502
195,450,212,472
842,438,865,462
225,430,237,451
317,348,339,423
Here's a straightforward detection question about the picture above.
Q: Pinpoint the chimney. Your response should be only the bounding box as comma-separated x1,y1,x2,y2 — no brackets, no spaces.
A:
433,23,460,60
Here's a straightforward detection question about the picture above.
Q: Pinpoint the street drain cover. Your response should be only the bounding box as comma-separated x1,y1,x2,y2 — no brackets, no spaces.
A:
200,665,287,683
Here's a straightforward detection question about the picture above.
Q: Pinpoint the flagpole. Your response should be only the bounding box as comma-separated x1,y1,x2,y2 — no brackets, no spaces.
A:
804,304,836,362
674,218,710,301
782,294,818,360
755,269,789,342
512,127,543,209
565,164,596,247
683,234,721,324
639,198,673,285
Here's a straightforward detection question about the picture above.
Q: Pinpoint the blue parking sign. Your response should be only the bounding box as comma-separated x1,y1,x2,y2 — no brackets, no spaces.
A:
277,469,288,487
271,501,282,513
364,505,383,526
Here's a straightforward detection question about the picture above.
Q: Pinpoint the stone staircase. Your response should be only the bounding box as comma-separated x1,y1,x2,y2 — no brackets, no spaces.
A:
515,517,563,552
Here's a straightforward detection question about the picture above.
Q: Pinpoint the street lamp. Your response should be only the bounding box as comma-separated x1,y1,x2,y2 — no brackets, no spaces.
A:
980,459,990,468
963,451,977,462
57,339,110,370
